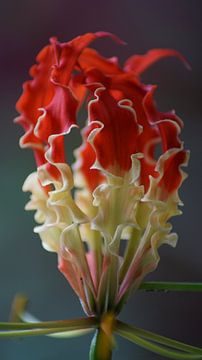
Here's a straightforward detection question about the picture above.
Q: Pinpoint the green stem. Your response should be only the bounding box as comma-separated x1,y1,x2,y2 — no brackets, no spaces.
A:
89,313,115,360
0,326,93,338
139,282,202,292
115,322,202,359
0,317,97,331
116,321,202,354
0,318,98,338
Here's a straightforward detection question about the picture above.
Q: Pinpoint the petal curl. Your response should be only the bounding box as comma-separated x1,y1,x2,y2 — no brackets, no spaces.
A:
74,124,105,192
124,48,190,75
16,32,121,171
88,87,141,176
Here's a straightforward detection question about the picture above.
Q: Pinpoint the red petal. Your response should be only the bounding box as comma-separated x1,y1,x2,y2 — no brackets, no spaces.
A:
143,87,183,151
51,32,122,86
88,87,140,176
15,44,55,154
157,149,189,198
36,83,78,145
16,45,55,117
84,74,159,189
124,48,190,75
16,32,120,174
78,48,122,75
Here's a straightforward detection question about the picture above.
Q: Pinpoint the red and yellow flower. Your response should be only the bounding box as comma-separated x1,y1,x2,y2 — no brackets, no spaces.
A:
16,32,189,316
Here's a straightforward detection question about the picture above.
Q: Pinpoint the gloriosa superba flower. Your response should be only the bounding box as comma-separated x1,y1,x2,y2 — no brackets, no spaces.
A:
15,32,189,317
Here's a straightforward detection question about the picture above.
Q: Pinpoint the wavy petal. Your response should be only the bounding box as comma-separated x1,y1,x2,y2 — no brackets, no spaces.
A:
88,86,141,176
145,148,189,201
22,172,60,252
124,48,190,75
73,124,105,192
78,48,122,74
16,32,121,169
15,44,55,131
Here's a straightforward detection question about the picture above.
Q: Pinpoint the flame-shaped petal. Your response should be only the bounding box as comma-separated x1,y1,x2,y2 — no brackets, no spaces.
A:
124,48,190,75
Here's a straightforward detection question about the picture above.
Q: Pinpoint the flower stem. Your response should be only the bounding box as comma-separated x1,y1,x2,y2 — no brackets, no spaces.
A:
139,282,202,292
89,313,115,360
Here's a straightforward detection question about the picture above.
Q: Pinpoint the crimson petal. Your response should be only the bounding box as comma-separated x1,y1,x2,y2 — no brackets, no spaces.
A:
88,86,141,176
124,48,190,75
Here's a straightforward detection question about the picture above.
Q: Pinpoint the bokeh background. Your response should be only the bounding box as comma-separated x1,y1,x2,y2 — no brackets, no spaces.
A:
0,0,201,359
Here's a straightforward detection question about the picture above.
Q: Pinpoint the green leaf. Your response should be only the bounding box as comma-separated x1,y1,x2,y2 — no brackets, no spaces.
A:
0,316,98,338
2,295,98,339
0,318,97,331
116,321,202,355
139,282,202,292
0,327,89,338
49,328,93,339
115,321,202,359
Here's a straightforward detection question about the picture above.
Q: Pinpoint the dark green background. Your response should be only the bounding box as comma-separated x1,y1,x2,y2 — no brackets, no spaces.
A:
0,0,202,359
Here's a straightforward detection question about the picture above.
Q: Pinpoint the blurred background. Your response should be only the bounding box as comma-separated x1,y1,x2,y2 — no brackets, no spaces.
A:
0,0,201,359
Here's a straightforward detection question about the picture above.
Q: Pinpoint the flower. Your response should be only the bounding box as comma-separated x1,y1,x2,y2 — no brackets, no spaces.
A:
15,32,189,316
